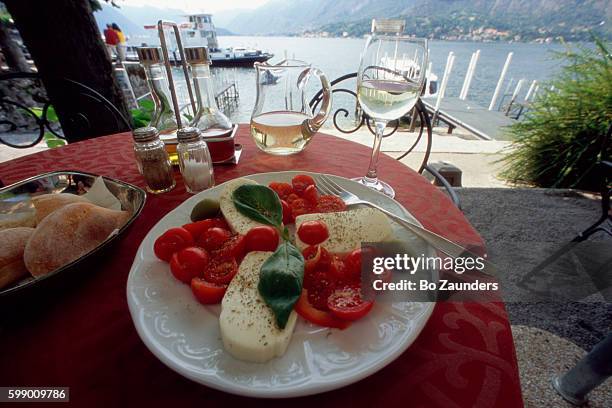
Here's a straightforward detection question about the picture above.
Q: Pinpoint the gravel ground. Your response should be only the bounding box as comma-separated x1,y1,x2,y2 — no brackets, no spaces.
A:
512,325,611,407
456,187,612,350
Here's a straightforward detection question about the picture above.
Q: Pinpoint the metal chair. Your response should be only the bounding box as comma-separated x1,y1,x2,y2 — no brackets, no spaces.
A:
309,72,460,209
0,72,131,148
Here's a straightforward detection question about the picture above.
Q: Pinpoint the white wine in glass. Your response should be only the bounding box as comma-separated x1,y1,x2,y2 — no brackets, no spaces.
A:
355,36,428,197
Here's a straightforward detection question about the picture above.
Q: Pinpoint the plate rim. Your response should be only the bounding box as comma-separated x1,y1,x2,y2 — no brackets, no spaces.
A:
127,170,435,398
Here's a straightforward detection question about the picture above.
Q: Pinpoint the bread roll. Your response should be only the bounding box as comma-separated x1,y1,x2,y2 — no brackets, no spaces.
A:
0,211,36,231
24,202,130,277
32,193,90,225
0,227,35,289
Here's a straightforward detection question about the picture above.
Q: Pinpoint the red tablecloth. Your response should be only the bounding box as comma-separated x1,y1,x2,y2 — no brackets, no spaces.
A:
0,126,523,407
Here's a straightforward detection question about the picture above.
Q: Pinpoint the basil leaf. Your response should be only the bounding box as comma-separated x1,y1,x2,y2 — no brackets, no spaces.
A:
232,185,283,227
258,241,304,329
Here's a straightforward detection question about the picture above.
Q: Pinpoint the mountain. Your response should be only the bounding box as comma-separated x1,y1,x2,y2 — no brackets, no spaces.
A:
222,0,611,41
93,4,236,38
93,3,146,35
112,5,189,28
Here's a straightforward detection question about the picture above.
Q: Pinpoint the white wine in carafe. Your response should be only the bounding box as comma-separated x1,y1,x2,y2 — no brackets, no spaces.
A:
250,111,314,155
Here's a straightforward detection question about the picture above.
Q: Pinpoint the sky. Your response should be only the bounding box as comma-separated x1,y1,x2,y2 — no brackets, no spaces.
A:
120,0,271,13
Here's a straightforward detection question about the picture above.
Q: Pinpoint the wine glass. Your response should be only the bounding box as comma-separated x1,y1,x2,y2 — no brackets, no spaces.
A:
355,36,428,197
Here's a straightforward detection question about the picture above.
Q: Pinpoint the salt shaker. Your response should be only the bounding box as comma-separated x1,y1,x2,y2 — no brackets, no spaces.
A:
132,126,176,194
176,127,215,193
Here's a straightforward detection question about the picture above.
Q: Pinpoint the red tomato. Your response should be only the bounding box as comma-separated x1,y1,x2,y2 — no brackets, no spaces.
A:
182,218,228,240
212,234,246,262
302,246,333,273
197,227,231,251
191,277,227,304
327,286,374,321
306,270,336,310
297,220,329,245
344,249,364,282
154,227,194,262
285,193,301,204
203,258,239,284
303,184,319,205
302,245,326,272
269,182,295,200
245,226,279,252
292,174,316,196
281,199,293,225
295,290,351,329
316,195,347,213
327,255,354,284
170,247,209,283
290,198,314,218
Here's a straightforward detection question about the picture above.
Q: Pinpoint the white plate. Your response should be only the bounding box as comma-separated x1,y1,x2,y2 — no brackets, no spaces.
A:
127,171,435,398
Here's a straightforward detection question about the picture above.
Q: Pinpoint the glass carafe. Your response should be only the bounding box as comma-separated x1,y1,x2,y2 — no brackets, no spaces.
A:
250,59,332,155
136,47,178,138
184,47,233,136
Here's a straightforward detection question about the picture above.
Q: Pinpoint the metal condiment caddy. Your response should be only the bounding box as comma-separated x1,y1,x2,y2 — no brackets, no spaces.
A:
135,20,240,167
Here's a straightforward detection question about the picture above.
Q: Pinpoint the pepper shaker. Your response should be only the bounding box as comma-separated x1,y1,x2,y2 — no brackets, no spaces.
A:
132,126,176,194
176,127,215,194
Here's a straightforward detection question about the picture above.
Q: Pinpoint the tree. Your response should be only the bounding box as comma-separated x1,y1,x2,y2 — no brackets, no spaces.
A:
0,13,29,72
3,0,130,143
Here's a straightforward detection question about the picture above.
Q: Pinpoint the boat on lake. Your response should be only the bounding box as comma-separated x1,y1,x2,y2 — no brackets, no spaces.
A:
131,13,273,67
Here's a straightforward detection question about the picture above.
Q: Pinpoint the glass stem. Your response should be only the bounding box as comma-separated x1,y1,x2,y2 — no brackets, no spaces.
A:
365,120,387,183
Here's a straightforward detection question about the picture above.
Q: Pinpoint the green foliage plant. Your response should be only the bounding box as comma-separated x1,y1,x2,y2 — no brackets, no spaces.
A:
500,39,611,189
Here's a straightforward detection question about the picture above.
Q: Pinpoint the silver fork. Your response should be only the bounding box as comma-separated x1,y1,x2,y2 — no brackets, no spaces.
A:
316,174,496,274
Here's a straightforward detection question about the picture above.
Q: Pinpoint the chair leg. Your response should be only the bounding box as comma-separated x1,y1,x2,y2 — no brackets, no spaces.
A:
552,332,612,406
423,165,461,210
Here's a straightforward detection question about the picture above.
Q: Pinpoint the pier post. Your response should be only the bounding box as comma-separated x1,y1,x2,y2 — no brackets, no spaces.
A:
460,49,480,100
524,80,538,101
489,52,513,111
433,51,455,124
505,78,525,115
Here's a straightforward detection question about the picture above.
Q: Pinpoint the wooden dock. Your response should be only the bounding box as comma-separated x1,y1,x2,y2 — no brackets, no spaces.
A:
422,97,515,141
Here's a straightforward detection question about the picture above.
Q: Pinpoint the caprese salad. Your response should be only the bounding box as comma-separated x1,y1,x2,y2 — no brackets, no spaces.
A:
152,174,394,363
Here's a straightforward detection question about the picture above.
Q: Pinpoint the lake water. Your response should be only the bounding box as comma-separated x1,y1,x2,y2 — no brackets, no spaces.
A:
181,36,567,124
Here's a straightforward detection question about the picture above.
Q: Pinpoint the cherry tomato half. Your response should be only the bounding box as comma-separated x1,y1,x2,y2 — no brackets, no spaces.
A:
302,245,332,273
292,174,316,196
183,218,228,240
212,234,246,262
281,199,293,225
297,220,329,246
203,258,239,285
197,227,231,251
305,270,337,310
245,226,279,252
343,248,364,282
269,182,294,200
191,277,227,304
327,255,354,284
170,246,209,284
290,198,314,218
303,184,319,205
316,195,347,213
154,227,194,262
295,290,351,329
327,286,374,321
285,193,301,204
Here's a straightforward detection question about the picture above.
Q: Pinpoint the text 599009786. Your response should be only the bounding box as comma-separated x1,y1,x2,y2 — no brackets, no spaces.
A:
0,387,69,402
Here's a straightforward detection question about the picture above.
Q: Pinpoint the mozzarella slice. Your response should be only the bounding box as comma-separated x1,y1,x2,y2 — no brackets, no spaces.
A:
219,177,263,235
295,208,393,253
219,251,297,363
